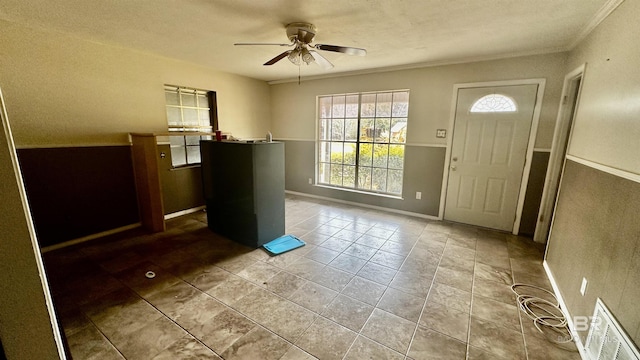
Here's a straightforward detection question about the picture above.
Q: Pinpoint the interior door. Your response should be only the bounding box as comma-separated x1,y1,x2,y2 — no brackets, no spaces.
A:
444,84,538,231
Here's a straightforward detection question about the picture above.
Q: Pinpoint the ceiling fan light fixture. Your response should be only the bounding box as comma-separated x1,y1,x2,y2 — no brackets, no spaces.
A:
288,48,301,65
301,47,314,65
235,22,366,70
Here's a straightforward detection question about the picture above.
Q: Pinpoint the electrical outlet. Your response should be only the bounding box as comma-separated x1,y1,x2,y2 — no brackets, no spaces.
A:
580,277,588,296
308,178,313,185
416,192,422,200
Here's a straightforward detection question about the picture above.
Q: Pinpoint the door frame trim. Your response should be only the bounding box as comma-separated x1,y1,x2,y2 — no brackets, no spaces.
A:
438,78,546,234
534,64,586,243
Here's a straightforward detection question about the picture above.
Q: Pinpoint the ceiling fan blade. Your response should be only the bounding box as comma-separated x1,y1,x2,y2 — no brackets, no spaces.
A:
314,44,367,56
264,50,291,65
234,42,293,47
309,50,334,69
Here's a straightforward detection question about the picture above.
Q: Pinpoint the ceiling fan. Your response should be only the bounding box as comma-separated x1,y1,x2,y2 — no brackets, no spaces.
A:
234,22,366,69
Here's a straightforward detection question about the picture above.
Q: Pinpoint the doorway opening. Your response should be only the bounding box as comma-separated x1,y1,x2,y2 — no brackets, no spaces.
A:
534,65,585,243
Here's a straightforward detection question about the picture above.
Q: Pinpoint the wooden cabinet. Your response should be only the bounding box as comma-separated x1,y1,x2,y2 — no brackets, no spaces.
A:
200,140,285,247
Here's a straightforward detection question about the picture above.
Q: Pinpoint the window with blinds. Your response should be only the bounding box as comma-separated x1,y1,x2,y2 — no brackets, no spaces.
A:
164,85,215,167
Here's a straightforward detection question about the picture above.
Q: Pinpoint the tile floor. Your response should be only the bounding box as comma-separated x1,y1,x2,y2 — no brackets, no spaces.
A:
44,195,580,359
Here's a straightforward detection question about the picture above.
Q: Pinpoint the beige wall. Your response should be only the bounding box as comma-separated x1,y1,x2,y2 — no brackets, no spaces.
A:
1,90,63,359
564,0,640,174
270,53,567,149
270,53,566,221
0,20,271,147
545,0,640,346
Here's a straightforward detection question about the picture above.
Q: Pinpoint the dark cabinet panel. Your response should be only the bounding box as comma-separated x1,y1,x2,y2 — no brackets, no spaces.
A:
201,141,285,247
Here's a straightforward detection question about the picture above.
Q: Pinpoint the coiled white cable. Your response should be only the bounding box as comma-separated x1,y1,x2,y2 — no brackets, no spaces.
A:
511,283,576,349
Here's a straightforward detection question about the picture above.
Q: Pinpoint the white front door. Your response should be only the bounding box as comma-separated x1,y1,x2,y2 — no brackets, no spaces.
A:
444,84,538,231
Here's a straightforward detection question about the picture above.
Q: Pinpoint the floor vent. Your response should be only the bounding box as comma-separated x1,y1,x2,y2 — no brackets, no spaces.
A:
584,298,640,360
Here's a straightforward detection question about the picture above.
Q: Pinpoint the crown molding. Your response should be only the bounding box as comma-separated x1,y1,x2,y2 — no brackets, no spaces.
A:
567,0,625,50
267,47,568,85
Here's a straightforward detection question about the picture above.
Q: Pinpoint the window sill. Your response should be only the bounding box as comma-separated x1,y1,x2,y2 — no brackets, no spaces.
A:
314,184,403,200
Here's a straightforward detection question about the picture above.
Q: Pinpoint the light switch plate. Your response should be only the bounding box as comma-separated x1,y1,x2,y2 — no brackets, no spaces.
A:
436,129,447,138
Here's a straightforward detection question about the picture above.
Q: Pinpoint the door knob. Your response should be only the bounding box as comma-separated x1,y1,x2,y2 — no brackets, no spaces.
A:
451,165,457,171
452,156,458,162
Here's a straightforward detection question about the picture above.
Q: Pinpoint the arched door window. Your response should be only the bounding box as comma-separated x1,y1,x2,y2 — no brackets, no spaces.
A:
470,94,517,113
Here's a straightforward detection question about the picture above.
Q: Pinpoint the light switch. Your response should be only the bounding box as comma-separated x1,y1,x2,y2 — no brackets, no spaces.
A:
436,129,447,138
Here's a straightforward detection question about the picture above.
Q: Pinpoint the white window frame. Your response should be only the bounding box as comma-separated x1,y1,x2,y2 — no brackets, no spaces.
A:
316,90,410,196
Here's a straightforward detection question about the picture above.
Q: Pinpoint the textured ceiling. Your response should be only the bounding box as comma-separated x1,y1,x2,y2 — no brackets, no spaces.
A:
1,0,613,82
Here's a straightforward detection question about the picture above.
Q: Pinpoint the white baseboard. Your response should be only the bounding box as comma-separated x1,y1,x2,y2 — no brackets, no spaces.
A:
543,260,588,359
164,206,206,220
41,223,141,253
285,190,440,221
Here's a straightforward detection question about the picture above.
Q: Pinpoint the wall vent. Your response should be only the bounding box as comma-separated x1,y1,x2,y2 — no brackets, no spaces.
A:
584,298,640,360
